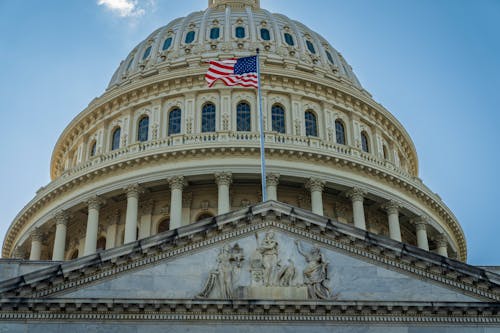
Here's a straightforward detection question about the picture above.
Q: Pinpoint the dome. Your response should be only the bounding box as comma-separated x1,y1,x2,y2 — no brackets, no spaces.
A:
2,0,466,265
106,0,363,90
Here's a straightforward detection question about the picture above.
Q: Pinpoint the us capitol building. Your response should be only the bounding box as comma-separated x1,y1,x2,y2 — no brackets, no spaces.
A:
0,0,498,331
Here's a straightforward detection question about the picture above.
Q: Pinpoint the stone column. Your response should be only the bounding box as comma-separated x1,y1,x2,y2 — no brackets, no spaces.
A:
169,176,184,230
138,200,154,239
124,184,142,244
383,201,401,242
215,172,232,215
347,188,367,230
182,192,192,226
105,209,120,250
29,228,42,260
436,234,449,257
266,173,280,201
84,196,104,256
52,210,68,261
414,218,429,251
306,178,325,216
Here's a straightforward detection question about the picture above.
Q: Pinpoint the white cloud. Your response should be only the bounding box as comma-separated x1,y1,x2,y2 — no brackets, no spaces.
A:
97,0,146,17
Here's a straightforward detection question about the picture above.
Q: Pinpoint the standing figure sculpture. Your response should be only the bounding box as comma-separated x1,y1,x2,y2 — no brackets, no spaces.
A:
198,243,243,299
295,240,331,299
257,232,279,286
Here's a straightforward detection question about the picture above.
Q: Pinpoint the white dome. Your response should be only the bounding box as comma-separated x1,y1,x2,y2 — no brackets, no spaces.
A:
107,0,362,90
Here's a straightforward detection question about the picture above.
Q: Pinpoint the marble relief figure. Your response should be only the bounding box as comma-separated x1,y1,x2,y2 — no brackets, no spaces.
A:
295,240,331,299
198,243,244,299
256,231,279,286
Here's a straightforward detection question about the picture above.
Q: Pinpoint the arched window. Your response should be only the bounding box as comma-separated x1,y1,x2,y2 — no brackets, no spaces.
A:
210,27,220,39
162,37,172,50
111,127,121,150
202,103,216,132
157,219,170,233
306,40,316,54
96,237,106,251
235,26,245,38
168,108,182,135
326,50,335,64
126,57,134,70
185,31,195,44
236,102,251,131
284,33,294,46
142,46,152,60
335,119,346,145
361,131,370,153
137,116,149,142
196,213,214,221
89,141,97,157
383,145,389,160
304,111,318,137
271,104,285,134
260,28,270,41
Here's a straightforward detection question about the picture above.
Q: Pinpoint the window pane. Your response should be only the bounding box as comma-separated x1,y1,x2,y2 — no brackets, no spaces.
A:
202,103,216,132
272,105,285,133
168,108,182,135
142,46,152,60
185,31,195,44
237,102,251,131
260,28,270,41
306,40,316,54
305,111,317,137
126,58,134,70
138,116,149,142
235,26,245,38
361,132,369,152
112,128,121,150
284,33,294,46
90,142,96,157
210,27,220,40
326,50,335,64
335,120,345,145
162,37,172,50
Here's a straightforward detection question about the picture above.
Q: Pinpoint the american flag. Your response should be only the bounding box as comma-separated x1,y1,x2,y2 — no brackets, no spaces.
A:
205,56,259,88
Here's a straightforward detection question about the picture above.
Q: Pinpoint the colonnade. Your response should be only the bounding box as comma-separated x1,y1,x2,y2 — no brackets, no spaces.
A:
24,174,448,261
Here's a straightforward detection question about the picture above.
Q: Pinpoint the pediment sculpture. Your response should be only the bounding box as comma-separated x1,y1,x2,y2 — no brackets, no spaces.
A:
198,231,331,300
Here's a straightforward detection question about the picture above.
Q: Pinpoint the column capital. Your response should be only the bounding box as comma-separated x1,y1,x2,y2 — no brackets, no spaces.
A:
214,172,233,186
125,183,144,199
412,216,429,230
140,199,155,215
54,210,69,226
266,173,280,186
31,227,43,242
305,177,325,192
87,195,105,210
382,200,400,215
346,187,366,202
168,176,185,191
183,192,193,208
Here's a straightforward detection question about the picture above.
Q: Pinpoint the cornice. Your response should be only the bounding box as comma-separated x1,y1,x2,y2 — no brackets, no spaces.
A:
0,299,498,324
3,141,465,261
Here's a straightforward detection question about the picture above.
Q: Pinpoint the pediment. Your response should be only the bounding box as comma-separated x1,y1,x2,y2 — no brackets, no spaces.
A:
1,201,499,303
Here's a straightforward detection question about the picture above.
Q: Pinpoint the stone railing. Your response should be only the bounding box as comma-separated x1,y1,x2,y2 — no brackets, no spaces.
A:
53,131,415,188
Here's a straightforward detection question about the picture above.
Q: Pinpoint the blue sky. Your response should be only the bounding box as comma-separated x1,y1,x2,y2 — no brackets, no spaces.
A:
0,0,498,265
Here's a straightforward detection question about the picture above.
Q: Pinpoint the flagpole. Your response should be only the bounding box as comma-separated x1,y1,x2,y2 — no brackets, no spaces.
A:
256,48,267,202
